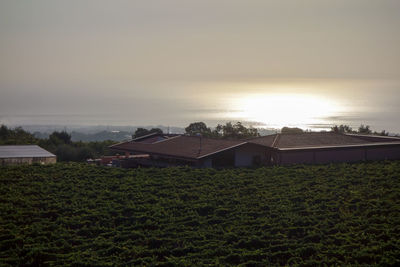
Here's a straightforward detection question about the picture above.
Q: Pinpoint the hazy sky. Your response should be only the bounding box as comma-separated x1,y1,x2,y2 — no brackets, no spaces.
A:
1,0,400,129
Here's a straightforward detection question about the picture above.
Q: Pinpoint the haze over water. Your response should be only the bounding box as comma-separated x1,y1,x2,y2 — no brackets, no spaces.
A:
2,79,399,134
1,1,400,133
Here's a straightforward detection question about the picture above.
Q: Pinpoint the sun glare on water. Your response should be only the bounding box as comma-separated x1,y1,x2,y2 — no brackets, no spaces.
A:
228,93,342,129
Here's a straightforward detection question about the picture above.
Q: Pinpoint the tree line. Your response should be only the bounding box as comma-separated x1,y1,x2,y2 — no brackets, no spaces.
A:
1,122,395,162
133,122,260,140
330,124,390,136
127,122,396,141
183,122,393,138
124,122,395,140
0,125,116,162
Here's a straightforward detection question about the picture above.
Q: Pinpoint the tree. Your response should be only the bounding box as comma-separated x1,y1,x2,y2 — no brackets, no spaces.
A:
133,128,163,138
281,127,304,134
358,124,372,134
213,122,259,139
0,125,38,145
331,125,354,134
0,125,9,138
133,128,150,138
185,122,212,136
378,130,389,136
49,131,72,145
55,144,76,161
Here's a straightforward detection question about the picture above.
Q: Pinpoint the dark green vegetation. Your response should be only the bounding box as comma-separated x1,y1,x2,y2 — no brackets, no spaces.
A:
0,125,116,162
185,121,259,139
184,121,395,139
1,162,400,266
330,124,392,136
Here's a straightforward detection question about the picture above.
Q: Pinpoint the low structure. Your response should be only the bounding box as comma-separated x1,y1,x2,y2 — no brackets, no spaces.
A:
110,132,400,168
110,134,263,168
249,132,400,165
0,145,56,165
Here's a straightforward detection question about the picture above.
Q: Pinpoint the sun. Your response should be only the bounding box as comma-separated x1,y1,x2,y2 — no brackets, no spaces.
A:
228,93,341,129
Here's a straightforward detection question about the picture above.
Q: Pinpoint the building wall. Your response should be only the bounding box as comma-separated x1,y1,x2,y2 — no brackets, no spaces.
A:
314,148,365,164
278,145,400,165
200,158,212,168
211,150,235,168
278,151,315,165
234,145,267,167
0,157,56,166
365,146,400,161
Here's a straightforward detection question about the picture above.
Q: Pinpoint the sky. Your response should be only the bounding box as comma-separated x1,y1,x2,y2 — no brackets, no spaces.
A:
1,0,400,131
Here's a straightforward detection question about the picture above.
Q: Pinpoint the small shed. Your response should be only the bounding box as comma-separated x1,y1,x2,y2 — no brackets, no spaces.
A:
0,145,56,165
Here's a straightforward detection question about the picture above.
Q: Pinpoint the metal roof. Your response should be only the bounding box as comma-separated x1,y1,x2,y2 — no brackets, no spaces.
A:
110,136,246,160
248,132,400,149
131,132,180,143
0,145,56,158
277,141,400,151
110,133,400,160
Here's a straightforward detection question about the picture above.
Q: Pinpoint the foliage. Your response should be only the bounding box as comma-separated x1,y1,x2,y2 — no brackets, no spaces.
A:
358,124,372,134
184,122,259,139
39,139,116,162
213,122,259,139
49,131,72,145
1,161,400,265
214,122,259,139
331,124,389,136
185,122,212,137
0,125,116,162
133,128,163,139
0,125,38,145
281,127,304,134
377,130,389,136
331,124,355,134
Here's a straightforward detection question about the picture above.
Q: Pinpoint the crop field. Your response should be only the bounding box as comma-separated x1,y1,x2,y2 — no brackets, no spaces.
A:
1,161,400,266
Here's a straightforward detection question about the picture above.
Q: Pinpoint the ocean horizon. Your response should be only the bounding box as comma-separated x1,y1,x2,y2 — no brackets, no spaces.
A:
1,108,399,135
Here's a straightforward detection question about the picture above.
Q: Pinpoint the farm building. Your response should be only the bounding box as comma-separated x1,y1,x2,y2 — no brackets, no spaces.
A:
249,132,400,165
0,145,56,165
110,132,400,168
110,134,264,168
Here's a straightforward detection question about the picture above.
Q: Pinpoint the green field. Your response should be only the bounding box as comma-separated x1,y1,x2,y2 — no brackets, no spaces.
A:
1,162,400,266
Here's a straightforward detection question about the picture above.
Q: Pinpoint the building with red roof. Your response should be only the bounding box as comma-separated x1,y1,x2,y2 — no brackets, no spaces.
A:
110,132,400,168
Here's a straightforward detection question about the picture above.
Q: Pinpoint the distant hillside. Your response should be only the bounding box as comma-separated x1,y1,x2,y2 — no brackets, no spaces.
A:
1,161,399,265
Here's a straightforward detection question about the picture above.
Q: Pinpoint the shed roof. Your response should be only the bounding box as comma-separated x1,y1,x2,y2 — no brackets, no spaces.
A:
111,132,400,160
0,145,56,158
249,132,400,149
132,133,181,144
110,135,246,160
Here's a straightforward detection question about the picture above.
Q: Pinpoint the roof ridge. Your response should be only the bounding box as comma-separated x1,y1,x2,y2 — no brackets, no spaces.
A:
152,135,181,144
345,133,400,139
278,141,400,151
244,133,276,140
181,135,244,143
271,134,281,148
197,142,248,159
131,132,163,141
